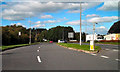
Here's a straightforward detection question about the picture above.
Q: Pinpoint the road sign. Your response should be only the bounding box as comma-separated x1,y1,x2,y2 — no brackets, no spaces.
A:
68,32,74,38
90,40,94,50
18,32,21,36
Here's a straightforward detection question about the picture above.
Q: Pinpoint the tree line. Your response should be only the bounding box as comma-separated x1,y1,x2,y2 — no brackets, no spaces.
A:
2,24,86,45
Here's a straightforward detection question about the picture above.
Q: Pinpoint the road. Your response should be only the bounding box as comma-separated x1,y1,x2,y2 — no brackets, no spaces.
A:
2,43,119,70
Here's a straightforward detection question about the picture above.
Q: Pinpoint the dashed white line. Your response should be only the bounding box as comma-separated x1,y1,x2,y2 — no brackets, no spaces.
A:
115,59,120,61
113,49,118,51
105,49,110,50
37,56,42,63
101,55,109,59
91,54,97,56
37,50,40,52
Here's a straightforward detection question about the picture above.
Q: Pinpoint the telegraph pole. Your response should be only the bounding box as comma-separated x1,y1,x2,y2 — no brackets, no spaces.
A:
29,20,31,44
80,2,82,45
92,22,97,50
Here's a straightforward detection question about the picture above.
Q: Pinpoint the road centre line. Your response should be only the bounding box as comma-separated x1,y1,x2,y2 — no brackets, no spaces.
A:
115,59,120,61
37,56,42,63
101,55,109,59
91,54,96,56
113,49,118,51
105,49,110,50
37,50,40,52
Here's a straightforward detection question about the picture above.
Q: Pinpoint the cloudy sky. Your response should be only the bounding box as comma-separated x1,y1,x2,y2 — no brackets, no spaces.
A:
0,0,119,35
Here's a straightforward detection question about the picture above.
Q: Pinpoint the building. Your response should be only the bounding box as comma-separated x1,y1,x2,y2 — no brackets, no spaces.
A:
104,34,120,40
86,33,103,42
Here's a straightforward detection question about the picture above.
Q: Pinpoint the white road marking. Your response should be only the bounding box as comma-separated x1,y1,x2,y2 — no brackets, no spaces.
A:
39,47,40,48
115,59,120,61
113,49,118,51
101,55,109,59
37,50,40,52
105,49,110,50
91,54,96,56
37,56,42,63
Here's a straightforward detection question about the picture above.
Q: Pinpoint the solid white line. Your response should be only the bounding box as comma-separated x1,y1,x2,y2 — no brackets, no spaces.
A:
115,59,120,61
37,56,42,63
101,55,109,59
91,54,96,56
37,50,40,52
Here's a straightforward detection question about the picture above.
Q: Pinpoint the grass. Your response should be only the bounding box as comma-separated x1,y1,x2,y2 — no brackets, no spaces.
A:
95,42,119,45
84,42,119,45
57,43,101,51
1,42,40,50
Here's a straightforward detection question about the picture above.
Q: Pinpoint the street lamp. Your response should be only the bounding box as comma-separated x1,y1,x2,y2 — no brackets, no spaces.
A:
80,2,82,45
92,22,98,50
29,20,31,44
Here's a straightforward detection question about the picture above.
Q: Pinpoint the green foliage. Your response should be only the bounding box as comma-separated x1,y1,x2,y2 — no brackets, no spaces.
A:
108,20,120,34
2,24,46,45
58,43,101,51
39,26,75,42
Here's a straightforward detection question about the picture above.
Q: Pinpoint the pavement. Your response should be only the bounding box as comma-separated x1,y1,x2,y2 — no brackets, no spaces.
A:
1,43,119,70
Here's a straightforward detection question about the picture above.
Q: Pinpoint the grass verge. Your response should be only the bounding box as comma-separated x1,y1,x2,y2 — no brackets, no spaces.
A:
1,42,40,51
57,43,101,51
84,42,119,45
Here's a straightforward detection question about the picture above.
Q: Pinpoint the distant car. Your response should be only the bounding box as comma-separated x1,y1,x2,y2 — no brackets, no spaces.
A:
49,41,53,43
58,40,67,43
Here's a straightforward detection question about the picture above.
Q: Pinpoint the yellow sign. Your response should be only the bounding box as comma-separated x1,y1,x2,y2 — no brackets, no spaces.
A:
90,41,94,50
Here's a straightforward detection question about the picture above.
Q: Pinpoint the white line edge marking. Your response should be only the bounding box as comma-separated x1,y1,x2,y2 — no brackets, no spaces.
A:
101,55,109,59
37,56,42,63
91,54,96,56
115,59,120,61
37,50,40,52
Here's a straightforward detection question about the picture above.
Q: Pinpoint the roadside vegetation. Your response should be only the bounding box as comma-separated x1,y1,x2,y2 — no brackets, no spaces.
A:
57,43,101,51
84,42,119,45
1,42,40,51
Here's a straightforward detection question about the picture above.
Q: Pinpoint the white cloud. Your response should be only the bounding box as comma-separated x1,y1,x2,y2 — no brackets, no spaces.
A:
35,21,41,24
98,1,118,11
96,26,108,34
33,24,45,28
2,2,102,21
11,23,26,27
88,16,118,23
40,15,53,19
67,10,80,13
66,20,85,25
87,26,108,34
42,20,61,24
86,14,99,17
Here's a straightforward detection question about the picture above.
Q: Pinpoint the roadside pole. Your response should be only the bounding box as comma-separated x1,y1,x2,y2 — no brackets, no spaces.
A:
90,23,97,50
80,2,82,45
29,20,31,44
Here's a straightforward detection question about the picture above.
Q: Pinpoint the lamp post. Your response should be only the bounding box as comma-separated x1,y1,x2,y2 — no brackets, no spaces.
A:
29,21,31,44
80,2,82,45
92,22,98,50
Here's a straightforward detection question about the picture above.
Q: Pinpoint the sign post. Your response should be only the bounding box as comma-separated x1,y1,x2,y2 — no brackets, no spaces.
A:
18,32,21,36
90,40,94,50
68,32,74,39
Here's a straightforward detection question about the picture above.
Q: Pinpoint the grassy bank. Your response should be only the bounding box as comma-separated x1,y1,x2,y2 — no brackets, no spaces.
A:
1,42,40,50
84,42,119,45
57,43,101,51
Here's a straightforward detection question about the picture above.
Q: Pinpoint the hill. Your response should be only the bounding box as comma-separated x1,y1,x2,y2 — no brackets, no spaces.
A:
108,21,120,34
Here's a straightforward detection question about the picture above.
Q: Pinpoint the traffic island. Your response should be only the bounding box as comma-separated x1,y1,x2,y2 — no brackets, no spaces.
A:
57,43,101,54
